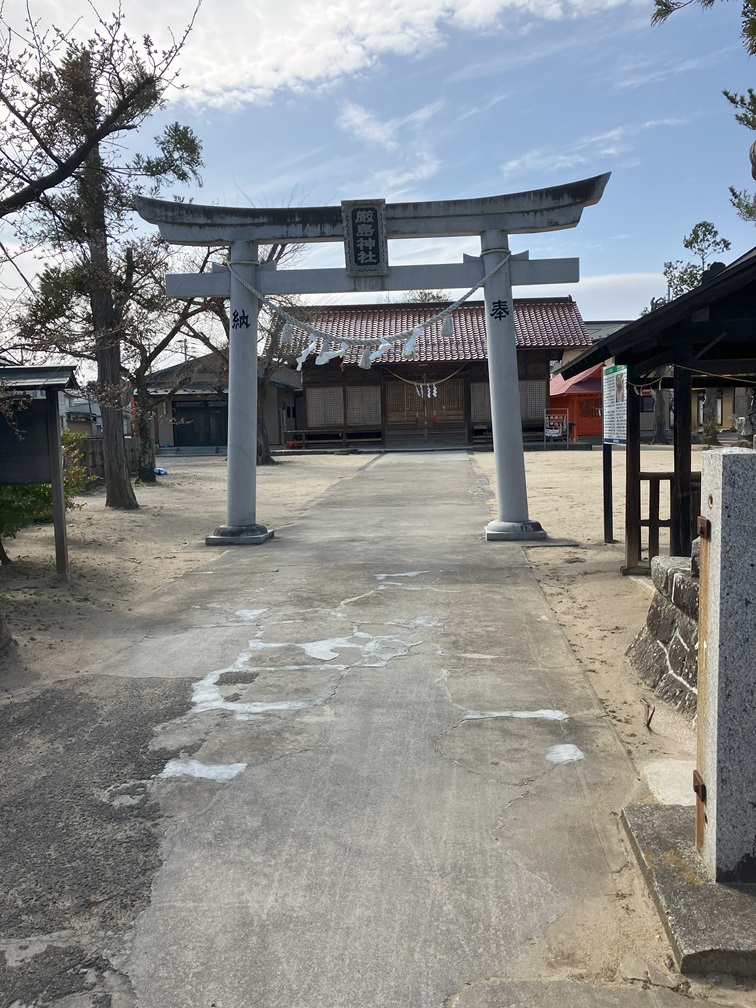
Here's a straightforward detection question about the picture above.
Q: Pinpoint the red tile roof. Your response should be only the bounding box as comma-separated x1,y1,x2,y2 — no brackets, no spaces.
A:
303,298,590,365
550,361,604,398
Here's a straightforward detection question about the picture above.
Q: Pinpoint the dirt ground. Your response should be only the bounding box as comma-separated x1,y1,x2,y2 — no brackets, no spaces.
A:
0,455,368,693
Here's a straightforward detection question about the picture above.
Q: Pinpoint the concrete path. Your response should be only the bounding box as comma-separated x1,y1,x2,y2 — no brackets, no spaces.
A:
0,452,716,1007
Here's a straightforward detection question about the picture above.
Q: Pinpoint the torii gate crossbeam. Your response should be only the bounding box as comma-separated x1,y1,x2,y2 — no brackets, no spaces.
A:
136,173,609,545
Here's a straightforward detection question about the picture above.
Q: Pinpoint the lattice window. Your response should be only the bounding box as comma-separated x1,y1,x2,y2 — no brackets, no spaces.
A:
438,379,465,422
306,387,344,426
386,381,414,423
471,382,491,422
346,386,381,426
519,380,545,423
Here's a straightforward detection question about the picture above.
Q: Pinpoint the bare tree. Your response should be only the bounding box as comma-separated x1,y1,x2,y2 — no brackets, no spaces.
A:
1,5,202,508
0,4,198,220
14,240,231,482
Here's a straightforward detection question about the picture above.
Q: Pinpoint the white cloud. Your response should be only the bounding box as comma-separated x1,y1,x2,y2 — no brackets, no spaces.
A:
338,102,399,149
613,48,734,90
334,98,445,198
500,117,690,181
370,156,442,198
10,0,638,111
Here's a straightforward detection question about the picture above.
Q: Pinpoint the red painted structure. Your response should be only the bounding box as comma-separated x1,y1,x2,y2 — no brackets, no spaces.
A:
548,362,603,441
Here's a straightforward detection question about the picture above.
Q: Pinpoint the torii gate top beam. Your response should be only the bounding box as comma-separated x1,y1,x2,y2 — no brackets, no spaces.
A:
136,173,610,246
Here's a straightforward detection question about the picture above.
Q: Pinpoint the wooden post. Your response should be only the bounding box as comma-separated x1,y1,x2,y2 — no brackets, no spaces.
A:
45,388,68,579
603,442,614,543
648,475,661,560
672,361,692,556
623,379,642,573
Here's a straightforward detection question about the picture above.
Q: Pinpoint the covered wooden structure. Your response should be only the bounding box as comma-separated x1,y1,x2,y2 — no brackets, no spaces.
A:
0,365,79,577
559,249,756,573
298,297,591,450
548,362,604,441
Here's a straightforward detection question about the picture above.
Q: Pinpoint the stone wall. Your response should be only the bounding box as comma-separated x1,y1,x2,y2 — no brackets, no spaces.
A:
626,554,699,717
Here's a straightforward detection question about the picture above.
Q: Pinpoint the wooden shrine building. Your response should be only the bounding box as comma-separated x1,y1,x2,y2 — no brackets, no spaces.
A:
294,297,591,450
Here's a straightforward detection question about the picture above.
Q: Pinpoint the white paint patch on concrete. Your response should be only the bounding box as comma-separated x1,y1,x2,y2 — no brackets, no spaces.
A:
234,609,267,623
302,637,357,661
193,662,326,717
300,631,409,665
546,744,585,765
188,604,268,627
456,652,505,660
376,571,429,581
641,759,696,806
464,709,569,721
159,759,247,782
189,624,412,721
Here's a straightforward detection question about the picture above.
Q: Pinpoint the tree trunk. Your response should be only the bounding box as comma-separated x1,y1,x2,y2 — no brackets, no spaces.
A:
702,388,722,446
134,380,157,483
83,142,139,510
0,537,11,564
257,382,274,465
650,389,669,444
97,347,139,507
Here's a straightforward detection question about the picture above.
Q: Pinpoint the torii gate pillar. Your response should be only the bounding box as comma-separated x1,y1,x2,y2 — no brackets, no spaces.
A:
481,230,545,540
206,241,274,545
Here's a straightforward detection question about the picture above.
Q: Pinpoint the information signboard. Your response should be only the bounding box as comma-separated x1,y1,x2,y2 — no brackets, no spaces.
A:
544,410,569,445
602,364,627,446
0,399,52,484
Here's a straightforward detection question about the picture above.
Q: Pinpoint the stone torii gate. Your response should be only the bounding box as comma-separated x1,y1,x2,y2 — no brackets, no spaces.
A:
137,173,609,546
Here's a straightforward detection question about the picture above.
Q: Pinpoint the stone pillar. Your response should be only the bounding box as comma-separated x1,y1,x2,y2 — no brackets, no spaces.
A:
697,447,756,881
206,240,274,546
481,229,546,541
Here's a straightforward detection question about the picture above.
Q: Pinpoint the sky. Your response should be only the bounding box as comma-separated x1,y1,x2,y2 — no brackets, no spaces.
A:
7,0,756,321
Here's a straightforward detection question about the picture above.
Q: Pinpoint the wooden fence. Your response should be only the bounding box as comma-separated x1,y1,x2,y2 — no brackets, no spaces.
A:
79,437,139,479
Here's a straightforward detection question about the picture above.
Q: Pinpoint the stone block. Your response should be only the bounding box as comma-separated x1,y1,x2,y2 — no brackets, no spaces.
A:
626,627,667,691
655,669,698,717
645,594,676,646
629,572,699,718
667,623,697,680
651,556,691,600
670,571,699,622
623,804,756,975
